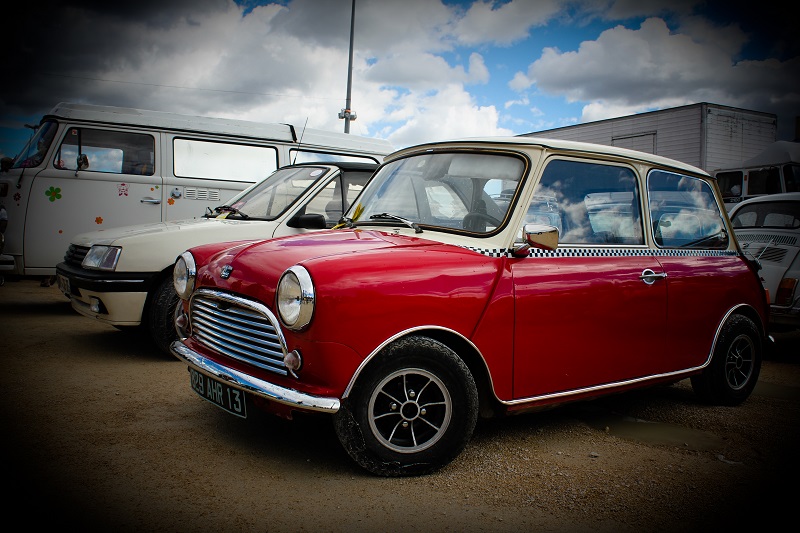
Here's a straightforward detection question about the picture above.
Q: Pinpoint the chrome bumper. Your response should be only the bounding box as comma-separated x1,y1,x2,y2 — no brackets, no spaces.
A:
170,341,341,414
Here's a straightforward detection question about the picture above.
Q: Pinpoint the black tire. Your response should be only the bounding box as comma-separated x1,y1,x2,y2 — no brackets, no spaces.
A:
691,314,761,406
147,275,180,356
333,336,479,477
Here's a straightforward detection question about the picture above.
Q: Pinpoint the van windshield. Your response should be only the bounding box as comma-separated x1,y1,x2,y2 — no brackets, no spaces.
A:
12,120,58,169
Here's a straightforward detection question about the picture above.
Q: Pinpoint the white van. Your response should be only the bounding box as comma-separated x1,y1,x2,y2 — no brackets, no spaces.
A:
0,102,393,278
715,141,800,211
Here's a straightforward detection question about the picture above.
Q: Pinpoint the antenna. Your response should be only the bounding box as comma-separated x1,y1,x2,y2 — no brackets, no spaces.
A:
292,117,309,165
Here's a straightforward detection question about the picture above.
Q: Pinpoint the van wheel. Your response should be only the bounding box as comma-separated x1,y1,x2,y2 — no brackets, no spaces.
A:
691,314,761,406
333,336,478,477
147,276,180,357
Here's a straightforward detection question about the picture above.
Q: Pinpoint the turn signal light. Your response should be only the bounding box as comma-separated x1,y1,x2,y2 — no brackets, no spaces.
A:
775,278,798,307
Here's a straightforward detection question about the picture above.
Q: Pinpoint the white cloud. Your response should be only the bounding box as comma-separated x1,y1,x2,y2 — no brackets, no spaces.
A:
385,84,515,148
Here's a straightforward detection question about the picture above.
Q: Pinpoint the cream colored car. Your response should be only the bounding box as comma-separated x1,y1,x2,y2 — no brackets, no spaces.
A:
56,162,376,354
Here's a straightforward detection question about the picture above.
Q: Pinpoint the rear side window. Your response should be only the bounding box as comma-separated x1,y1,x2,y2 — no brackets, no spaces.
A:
648,170,728,249
173,138,278,182
56,127,155,175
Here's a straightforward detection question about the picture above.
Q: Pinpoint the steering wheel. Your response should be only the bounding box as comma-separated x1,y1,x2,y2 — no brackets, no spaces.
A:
462,211,502,231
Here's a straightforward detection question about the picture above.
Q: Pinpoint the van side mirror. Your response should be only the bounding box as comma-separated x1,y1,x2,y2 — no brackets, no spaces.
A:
287,213,326,229
77,154,90,170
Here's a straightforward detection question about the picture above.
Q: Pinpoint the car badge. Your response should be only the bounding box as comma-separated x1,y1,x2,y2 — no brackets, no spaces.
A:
220,264,234,279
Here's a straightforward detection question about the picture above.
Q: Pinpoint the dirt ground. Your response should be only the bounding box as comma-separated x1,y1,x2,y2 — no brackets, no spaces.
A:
1,278,799,532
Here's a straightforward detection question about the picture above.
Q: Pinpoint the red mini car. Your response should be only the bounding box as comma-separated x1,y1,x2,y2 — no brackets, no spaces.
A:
171,137,769,476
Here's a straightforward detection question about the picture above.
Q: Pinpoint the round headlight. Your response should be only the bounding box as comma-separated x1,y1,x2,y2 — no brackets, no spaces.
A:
277,265,315,330
173,251,196,300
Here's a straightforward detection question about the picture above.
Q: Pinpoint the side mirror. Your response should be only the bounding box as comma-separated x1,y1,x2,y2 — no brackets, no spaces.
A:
287,213,326,229
77,154,90,170
512,224,559,257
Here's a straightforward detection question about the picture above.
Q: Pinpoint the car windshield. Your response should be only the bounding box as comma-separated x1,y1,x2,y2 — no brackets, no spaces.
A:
212,165,329,220
345,152,525,234
731,200,800,229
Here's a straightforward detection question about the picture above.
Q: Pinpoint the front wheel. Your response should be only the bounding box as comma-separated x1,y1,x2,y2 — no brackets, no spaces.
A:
147,275,180,356
333,336,478,477
691,314,762,406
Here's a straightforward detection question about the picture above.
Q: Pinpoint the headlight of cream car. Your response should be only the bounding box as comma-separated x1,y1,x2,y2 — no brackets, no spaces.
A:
174,251,196,300
277,265,315,330
82,245,122,270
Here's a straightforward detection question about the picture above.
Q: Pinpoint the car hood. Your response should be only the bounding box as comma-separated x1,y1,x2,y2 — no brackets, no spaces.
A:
70,216,281,272
198,229,460,299
70,216,264,246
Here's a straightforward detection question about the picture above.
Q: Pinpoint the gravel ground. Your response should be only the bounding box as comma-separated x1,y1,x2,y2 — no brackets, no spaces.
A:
1,278,798,532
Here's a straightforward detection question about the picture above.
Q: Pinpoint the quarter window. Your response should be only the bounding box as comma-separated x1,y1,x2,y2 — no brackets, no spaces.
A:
648,170,728,249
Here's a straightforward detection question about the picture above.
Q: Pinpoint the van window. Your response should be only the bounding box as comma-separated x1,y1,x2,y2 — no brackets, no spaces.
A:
784,164,799,192
55,127,155,175
648,170,727,249
173,138,278,182
290,149,381,164
716,170,744,198
748,167,782,195
12,120,58,169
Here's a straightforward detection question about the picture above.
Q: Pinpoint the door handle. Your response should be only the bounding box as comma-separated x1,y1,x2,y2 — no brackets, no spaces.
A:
140,197,161,204
640,269,667,285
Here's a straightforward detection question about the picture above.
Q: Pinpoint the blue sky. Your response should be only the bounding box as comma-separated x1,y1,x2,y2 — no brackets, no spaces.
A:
1,0,797,160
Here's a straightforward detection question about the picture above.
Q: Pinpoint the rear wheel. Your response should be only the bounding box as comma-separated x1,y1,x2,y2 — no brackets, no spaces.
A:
333,336,478,477
147,275,180,356
691,314,761,406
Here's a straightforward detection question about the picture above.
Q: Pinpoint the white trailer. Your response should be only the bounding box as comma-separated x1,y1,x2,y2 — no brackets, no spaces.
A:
523,102,777,173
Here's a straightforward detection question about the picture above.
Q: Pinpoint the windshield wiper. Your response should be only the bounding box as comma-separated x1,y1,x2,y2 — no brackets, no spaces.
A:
368,212,423,233
211,204,250,219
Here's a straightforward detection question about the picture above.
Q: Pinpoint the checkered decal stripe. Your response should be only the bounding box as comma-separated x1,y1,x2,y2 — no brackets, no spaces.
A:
459,246,739,258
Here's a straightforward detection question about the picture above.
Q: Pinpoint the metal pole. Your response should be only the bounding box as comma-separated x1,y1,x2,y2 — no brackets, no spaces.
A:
344,0,355,133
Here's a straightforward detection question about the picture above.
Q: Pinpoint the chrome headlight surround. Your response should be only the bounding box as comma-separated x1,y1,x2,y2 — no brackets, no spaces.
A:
173,251,197,300
277,265,315,330
81,245,122,271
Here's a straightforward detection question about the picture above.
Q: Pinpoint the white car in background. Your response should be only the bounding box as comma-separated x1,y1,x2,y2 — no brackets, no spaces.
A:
56,162,377,354
730,192,800,331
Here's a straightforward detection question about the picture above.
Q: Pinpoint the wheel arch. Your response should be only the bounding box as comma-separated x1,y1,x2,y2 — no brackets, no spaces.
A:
714,303,768,354
342,326,502,419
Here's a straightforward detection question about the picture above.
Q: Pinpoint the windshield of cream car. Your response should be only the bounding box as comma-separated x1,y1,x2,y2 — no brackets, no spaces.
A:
347,152,525,234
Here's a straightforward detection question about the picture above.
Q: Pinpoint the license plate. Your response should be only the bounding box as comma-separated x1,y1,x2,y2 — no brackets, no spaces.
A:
57,273,70,295
189,368,247,418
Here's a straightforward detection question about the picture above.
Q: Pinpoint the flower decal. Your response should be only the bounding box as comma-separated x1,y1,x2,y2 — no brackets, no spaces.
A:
118,183,129,196
95,217,103,225
45,186,62,202
14,192,21,205
167,197,175,205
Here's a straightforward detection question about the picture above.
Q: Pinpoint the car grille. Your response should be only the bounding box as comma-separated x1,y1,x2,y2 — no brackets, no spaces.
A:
190,290,289,376
64,244,90,266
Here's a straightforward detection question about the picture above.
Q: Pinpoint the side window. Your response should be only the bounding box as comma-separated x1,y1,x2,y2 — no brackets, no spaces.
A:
531,159,643,245
716,170,744,198
784,164,799,192
303,170,373,227
56,128,154,175
648,170,728,249
290,149,380,164
173,138,278,182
